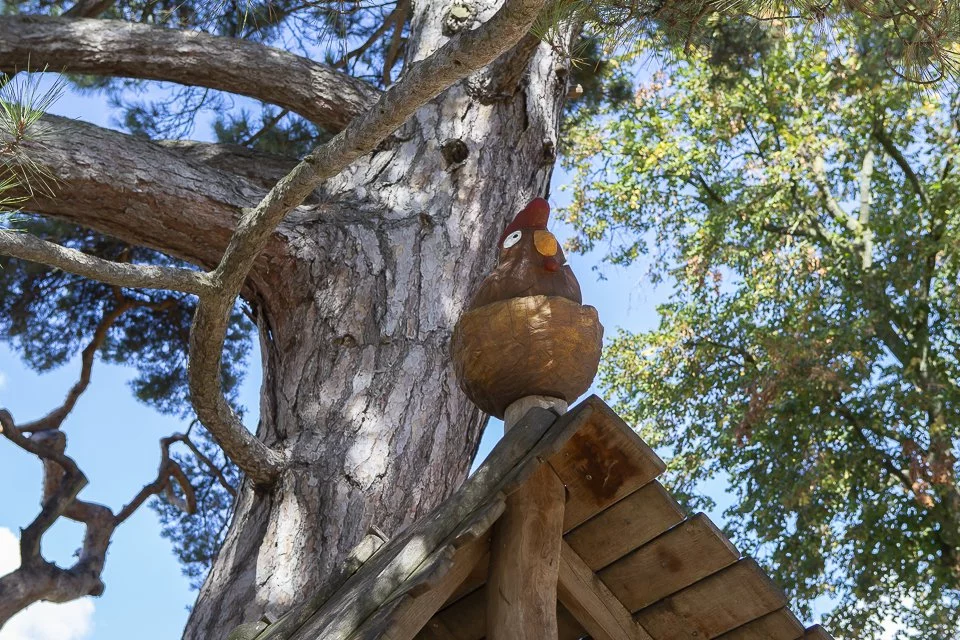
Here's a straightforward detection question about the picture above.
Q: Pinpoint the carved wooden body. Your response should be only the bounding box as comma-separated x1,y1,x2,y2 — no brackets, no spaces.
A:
451,295,603,418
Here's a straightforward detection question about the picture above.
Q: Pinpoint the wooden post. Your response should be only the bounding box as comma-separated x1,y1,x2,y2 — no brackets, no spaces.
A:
486,395,567,639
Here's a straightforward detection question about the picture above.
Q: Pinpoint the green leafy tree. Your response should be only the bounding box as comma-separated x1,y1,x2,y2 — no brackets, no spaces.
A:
564,19,960,639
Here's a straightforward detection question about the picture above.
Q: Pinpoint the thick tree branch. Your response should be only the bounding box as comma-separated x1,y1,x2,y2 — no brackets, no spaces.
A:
0,17,380,132
6,116,292,275
0,229,211,295
186,0,548,486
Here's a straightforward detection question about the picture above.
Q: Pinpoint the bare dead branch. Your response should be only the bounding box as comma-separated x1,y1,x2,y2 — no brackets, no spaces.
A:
0,229,211,295
0,16,380,132
116,435,196,524
382,0,411,86
0,412,88,563
334,4,399,71
0,411,114,625
0,409,207,623
19,303,132,433
186,0,548,487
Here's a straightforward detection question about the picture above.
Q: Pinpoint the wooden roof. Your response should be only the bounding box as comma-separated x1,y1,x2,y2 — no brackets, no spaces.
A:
233,396,835,640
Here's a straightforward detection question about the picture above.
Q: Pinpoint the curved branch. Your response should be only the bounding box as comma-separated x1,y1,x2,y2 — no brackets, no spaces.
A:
172,431,237,497
0,16,381,132
0,229,211,295
186,0,547,486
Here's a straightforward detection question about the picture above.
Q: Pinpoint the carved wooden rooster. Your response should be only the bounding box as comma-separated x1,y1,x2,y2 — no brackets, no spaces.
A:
469,198,582,309
451,198,603,418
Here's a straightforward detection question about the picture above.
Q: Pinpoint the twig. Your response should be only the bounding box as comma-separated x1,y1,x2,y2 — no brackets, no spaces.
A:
872,121,931,209
172,432,237,497
20,302,133,432
115,435,197,524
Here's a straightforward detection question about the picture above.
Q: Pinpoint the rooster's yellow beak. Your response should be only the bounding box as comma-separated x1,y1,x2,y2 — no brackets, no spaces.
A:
534,230,558,257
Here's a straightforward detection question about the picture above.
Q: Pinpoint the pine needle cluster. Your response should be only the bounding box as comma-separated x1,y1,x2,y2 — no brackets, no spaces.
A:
0,70,64,223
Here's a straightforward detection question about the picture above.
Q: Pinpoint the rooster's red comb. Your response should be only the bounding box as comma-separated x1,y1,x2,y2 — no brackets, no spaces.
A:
499,198,550,244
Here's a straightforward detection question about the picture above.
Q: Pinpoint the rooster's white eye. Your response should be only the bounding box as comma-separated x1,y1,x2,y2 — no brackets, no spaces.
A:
503,230,522,249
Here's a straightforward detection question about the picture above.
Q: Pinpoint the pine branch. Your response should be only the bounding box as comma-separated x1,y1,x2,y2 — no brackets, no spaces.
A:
0,229,211,295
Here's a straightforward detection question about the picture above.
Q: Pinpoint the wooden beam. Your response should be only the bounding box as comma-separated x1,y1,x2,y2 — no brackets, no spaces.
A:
804,625,835,640
557,540,654,640
373,534,489,640
547,398,665,531
285,402,595,640
486,462,565,639
486,396,567,640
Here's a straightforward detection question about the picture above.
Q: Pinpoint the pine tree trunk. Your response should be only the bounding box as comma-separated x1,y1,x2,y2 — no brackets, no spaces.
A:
183,4,568,636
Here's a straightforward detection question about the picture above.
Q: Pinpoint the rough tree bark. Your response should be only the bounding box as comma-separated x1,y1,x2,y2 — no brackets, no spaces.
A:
2,1,571,636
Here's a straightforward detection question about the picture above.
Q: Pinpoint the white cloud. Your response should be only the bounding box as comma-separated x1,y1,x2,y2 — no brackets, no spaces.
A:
0,528,95,640
0,371,7,390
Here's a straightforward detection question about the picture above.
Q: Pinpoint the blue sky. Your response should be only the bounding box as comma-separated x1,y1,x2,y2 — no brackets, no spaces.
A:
0,76,719,639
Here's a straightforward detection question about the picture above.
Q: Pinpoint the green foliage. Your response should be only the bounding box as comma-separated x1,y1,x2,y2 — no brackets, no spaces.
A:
564,18,960,639
0,71,66,212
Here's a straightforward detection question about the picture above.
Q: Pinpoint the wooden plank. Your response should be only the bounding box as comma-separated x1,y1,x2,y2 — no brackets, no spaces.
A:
357,534,489,640
348,499,501,640
486,463,566,639
565,481,685,570
600,514,740,612
251,527,388,640
804,625,835,640
557,541,653,640
634,559,789,640
286,402,596,640
548,398,666,532
714,609,804,640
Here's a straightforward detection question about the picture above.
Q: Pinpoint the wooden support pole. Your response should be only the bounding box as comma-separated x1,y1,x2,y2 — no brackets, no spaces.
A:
486,395,567,639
